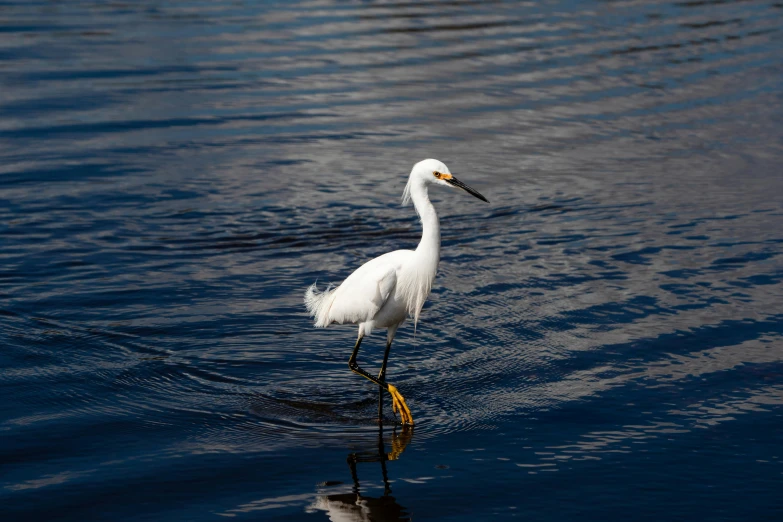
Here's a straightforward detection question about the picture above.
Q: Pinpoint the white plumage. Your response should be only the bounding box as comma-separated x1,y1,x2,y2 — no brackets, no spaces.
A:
305,253,410,336
304,158,488,425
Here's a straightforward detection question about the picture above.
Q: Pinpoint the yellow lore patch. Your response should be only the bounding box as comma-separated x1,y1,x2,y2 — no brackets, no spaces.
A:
433,171,453,180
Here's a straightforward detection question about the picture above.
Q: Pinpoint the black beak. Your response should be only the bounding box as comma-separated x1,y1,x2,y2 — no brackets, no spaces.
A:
446,176,489,203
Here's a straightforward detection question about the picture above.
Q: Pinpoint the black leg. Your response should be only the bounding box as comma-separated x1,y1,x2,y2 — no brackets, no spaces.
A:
349,335,413,425
348,336,388,390
377,340,393,421
377,388,384,422
378,340,393,380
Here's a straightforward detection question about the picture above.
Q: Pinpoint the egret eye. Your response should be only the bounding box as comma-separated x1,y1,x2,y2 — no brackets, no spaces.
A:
433,171,441,179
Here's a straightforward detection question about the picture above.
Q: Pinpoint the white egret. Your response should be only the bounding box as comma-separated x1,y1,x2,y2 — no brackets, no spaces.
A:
304,159,488,425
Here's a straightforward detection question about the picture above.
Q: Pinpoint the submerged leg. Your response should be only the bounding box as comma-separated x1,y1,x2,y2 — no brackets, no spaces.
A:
348,333,413,425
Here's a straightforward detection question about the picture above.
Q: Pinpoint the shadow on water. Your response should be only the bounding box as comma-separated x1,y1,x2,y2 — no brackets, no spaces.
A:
309,424,414,522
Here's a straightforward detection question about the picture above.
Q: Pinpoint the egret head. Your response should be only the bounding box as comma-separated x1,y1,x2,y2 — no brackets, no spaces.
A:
403,158,489,206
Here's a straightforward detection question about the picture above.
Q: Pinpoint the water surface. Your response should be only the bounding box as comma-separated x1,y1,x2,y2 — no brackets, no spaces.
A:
2,0,782,520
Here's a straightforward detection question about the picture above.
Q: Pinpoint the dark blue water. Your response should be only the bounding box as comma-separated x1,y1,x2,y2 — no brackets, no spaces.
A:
2,1,783,520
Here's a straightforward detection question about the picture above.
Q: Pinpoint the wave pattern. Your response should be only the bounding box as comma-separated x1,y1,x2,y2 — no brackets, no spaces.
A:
1,0,782,520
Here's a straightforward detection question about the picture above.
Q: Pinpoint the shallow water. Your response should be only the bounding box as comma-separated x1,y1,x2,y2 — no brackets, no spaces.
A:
2,0,782,520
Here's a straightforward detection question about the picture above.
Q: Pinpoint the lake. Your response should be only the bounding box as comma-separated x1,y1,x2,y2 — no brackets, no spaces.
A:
1,0,782,520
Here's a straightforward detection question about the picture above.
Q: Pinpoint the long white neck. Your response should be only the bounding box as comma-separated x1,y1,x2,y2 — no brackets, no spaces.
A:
410,181,440,264
402,178,441,327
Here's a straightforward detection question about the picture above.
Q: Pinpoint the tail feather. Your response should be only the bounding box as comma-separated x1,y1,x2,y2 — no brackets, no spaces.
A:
304,282,337,327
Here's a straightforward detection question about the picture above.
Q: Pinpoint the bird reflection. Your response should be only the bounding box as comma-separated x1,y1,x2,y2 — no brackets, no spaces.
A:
310,424,413,521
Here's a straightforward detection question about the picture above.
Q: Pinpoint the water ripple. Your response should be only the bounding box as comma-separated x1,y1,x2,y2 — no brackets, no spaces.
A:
1,0,782,519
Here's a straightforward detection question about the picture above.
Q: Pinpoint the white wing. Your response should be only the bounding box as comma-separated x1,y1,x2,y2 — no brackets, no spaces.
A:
305,251,409,328
326,256,398,325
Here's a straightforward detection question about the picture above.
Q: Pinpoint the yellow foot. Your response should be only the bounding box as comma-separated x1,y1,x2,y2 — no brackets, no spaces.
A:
387,384,414,425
